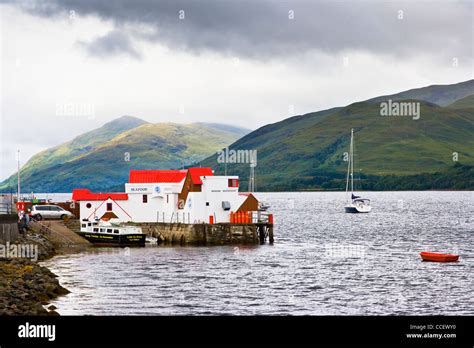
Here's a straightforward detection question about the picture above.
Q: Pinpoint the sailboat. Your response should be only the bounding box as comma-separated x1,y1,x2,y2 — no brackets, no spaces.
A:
345,129,371,213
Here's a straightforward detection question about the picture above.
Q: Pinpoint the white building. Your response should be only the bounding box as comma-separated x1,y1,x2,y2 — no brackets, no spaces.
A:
72,168,259,223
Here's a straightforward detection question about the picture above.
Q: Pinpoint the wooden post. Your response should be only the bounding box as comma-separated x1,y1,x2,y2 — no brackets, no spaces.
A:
258,225,265,245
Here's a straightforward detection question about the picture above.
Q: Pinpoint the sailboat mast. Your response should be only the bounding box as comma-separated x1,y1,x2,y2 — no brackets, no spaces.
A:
345,133,351,194
350,128,354,193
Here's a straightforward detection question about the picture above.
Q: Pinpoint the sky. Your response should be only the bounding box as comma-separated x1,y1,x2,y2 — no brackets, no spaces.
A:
0,0,473,180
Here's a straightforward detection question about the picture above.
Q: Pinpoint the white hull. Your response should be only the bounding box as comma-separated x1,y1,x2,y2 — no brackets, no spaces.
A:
345,202,371,213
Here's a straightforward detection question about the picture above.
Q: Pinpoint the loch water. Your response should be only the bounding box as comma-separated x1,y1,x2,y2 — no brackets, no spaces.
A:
42,191,473,315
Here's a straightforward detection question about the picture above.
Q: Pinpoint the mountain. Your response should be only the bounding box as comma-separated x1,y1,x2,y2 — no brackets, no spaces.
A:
0,118,250,192
16,115,148,177
366,79,474,106
198,80,474,191
3,80,473,193
446,94,474,109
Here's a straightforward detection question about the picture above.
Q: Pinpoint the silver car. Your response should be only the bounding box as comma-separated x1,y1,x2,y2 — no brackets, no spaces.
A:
31,205,74,220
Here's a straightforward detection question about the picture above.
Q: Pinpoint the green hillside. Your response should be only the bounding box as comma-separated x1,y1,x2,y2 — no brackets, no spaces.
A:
0,120,249,192
3,80,473,193
367,79,474,106
15,115,148,176
198,82,474,191
447,94,474,109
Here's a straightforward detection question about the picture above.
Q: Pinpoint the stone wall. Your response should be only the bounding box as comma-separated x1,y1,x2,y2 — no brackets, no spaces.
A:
65,219,273,245
138,223,263,245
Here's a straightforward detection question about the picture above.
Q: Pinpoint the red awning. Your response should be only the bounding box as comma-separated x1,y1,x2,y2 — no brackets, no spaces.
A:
72,189,128,201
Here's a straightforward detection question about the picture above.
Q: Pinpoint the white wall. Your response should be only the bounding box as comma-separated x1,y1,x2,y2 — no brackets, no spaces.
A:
79,198,132,222
182,176,246,223
78,175,250,224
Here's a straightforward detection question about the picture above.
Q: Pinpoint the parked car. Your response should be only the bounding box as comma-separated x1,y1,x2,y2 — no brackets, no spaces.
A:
31,205,74,220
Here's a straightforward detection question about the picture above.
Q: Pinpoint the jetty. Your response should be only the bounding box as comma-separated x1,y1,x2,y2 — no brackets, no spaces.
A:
69,167,274,246
65,217,273,246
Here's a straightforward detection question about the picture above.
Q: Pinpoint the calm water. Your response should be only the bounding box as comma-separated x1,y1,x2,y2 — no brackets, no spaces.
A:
42,191,474,315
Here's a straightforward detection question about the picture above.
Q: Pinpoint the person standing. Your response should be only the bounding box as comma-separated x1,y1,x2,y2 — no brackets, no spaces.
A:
18,210,25,234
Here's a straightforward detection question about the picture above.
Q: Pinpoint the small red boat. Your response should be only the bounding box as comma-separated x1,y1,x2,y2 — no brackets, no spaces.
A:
420,252,459,262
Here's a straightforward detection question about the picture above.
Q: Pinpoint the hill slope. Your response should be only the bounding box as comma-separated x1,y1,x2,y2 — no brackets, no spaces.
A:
198,81,474,191
0,120,249,192
17,115,148,177
366,79,474,106
446,94,474,109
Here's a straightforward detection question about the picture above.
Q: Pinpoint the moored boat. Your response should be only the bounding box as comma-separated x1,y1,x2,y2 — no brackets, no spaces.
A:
78,219,145,246
420,251,459,262
344,129,371,213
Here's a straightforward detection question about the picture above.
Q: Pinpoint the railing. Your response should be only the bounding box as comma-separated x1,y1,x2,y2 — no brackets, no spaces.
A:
230,211,273,224
34,221,76,246
0,202,13,215
154,211,273,225
157,211,192,224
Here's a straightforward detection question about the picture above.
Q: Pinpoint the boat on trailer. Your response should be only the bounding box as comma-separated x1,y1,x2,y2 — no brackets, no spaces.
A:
344,128,371,213
78,219,145,246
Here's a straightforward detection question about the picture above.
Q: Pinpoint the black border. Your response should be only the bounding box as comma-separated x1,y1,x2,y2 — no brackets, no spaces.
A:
0,316,472,347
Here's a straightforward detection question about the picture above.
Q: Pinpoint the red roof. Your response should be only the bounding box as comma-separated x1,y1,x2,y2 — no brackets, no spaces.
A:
129,170,187,183
128,168,213,184
72,189,128,201
188,168,213,184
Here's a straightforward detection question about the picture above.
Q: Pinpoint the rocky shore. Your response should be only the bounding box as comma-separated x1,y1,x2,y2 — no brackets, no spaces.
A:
0,258,69,315
0,220,83,316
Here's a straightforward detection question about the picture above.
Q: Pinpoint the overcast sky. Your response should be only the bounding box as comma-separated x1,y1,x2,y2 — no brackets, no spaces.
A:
1,0,473,180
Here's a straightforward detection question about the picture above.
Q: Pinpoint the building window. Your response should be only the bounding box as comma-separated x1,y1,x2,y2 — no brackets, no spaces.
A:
106,203,112,211
228,179,239,187
86,203,92,209
142,194,148,203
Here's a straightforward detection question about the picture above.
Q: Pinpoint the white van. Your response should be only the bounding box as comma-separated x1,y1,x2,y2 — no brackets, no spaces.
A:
31,205,74,220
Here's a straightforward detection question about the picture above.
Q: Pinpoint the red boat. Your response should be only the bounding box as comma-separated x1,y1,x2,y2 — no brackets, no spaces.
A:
420,252,459,262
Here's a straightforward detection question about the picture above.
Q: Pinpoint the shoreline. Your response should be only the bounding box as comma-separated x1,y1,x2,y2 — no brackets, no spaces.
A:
0,220,90,315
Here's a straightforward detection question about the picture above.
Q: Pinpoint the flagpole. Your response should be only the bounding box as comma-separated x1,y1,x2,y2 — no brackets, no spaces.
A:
17,149,21,202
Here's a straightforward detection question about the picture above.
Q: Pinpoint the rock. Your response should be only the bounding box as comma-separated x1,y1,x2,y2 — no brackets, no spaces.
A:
0,258,68,316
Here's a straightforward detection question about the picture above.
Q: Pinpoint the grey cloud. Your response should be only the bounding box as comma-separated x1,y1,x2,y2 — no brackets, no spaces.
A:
5,0,473,60
78,30,142,59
